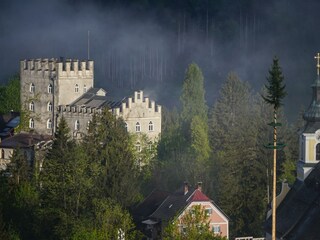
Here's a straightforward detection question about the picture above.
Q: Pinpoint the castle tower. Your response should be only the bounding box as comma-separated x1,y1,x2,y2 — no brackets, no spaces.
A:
20,58,94,135
297,53,320,181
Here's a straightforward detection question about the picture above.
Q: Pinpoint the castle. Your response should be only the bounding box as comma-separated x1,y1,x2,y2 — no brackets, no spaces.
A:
19,58,161,141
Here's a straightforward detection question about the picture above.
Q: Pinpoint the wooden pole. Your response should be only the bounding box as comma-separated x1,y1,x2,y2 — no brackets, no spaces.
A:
272,110,277,240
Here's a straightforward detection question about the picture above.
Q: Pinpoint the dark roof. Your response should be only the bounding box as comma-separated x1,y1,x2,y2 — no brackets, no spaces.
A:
303,121,320,133
70,87,122,109
0,133,52,148
265,162,320,239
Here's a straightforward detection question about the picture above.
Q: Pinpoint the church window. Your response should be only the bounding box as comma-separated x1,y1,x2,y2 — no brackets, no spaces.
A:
84,84,87,93
75,84,79,93
30,83,35,93
1,149,4,159
148,121,154,131
47,119,52,129
47,102,52,112
316,143,320,160
29,101,34,111
48,84,52,93
75,120,80,131
29,118,34,129
135,122,141,132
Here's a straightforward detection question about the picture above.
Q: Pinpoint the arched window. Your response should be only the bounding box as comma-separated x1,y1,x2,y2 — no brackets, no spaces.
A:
48,84,53,93
29,118,34,129
29,101,34,111
148,121,154,131
87,120,91,129
1,149,4,159
148,141,153,151
75,84,79,93
47,102,52,112
316,143,320,160
84,84,87,93
47,119,52,129
30,83,35,93
135,142,141,152
135,122,141,132
75,120,80,131
124,122,128,132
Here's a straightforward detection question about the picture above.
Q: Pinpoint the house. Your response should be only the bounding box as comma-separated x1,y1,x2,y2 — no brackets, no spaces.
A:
265,55,320,239
0,133,51,171
132,182,229,239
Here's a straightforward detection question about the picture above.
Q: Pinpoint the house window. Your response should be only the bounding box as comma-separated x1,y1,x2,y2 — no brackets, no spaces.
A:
1,149,4,159
148,121,154,131
136,142,141,152
47,119,52,129
48,84,53,93
75,84,79,93
29,118,34,129
205,208,213,216
212,225,220,234
316,143,320,160
84,84,87,93
30,83,35,93
29,101,34,111
75,120,80,131
135,122,141,132
47,102,52,112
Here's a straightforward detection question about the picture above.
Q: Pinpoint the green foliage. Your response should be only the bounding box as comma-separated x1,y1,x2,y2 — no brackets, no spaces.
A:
0,75,20,114
262,57,287,110
164,205,227,240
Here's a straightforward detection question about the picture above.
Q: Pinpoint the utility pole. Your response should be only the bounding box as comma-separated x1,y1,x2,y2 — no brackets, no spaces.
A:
263,57,287,240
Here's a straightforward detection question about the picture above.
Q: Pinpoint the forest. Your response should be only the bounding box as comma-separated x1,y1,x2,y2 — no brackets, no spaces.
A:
0,58,302,239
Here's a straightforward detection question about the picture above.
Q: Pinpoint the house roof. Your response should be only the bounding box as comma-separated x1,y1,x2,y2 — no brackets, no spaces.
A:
265,162,320,239
0,133,52,148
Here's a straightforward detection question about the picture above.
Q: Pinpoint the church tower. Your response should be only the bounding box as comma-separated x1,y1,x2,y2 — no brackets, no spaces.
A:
297,53,320,181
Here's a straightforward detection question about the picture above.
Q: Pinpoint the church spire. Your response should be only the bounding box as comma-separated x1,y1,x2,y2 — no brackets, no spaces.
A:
303,53,320,122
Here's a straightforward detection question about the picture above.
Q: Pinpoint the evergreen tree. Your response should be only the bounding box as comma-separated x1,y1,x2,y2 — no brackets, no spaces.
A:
0,75,20,114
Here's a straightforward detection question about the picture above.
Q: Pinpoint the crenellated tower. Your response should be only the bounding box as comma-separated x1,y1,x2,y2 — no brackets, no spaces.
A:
297,53,320,180
20,58,94,135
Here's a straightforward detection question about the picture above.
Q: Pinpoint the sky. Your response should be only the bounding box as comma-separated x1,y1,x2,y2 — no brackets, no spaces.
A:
1,0,320,121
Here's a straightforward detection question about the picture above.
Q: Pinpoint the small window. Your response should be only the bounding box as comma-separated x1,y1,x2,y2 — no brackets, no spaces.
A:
135,122,141,132
47,119,52,129
148,141,153,151
47,102,52,112
124,122,128,132
316,143,320,160
30,83,35,93
137,92,141,99
84,84,87,93
212,225,220,234
75,120,80,131
29,118,34,129
205,208,213,216
1,149,4,159
148,121,154,131
29,101,34,111
48,84,53,93
135,142,141,152
75,84,79,93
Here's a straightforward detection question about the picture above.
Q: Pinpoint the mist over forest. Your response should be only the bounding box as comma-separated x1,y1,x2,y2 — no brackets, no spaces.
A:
1,0,320,120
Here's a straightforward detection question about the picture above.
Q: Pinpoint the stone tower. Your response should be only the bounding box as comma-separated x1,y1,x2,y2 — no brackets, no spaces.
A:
20,58,94,135
297,55,320,181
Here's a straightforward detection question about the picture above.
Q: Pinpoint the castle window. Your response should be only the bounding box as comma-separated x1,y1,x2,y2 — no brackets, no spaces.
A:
29,101,34,111
75,84,79,93
75,120,80,131
84,84,87,93
1,149,4,159
124,122,128,132
135,122,141,132
148,141,153,151
87,120,91,130
47,119,52,129
47,102,52,112
135,142,141,152
316,143,320,160
30,83,35,93
137,92,141,100
48,84,53,93
29,118,34,129
148,121,154,131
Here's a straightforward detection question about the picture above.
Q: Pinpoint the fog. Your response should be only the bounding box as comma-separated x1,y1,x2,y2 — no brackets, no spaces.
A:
1,0,320,121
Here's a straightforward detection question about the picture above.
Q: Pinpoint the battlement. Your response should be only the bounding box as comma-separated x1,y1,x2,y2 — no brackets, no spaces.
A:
20,58,94,77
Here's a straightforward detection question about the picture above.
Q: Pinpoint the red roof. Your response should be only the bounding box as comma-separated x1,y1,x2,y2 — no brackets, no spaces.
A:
189,189,210,202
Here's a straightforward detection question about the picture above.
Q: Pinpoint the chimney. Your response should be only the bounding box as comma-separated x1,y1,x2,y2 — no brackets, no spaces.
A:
197,181,202,192
184,181,189,195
